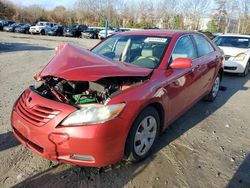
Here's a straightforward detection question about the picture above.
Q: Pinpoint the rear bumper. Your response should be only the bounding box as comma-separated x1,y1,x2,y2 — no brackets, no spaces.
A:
29,29,40,34
15,30,25,33
48,32,57,36
64,32,74,37
4,28,13,32
11,88,128,167
82,33,94,38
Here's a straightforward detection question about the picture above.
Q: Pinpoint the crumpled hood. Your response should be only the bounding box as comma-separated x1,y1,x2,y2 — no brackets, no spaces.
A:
219,46,250,57
38,43,152,81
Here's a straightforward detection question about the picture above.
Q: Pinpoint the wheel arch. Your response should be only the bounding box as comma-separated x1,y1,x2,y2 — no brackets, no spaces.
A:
219,67,224,81
147,102,165,132
124,101,165,159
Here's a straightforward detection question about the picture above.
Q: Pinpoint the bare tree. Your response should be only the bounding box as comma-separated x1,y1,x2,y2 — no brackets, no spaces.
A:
1,0,249,33
182,0,211,30
237,0,250,34
158,0,182,29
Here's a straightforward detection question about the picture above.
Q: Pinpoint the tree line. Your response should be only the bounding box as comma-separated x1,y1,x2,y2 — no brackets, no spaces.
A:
0,0,249,34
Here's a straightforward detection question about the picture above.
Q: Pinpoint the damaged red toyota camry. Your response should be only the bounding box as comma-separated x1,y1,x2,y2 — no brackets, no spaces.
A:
11,30,224,167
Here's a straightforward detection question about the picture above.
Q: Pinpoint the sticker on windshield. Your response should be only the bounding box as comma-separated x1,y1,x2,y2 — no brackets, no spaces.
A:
238,38,249,42
144,37,168,43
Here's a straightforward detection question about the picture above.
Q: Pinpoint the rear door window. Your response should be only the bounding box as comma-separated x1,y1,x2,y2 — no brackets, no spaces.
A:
193,34,214,57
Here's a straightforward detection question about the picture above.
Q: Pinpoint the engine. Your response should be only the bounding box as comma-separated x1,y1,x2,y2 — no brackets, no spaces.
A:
34,76,145,105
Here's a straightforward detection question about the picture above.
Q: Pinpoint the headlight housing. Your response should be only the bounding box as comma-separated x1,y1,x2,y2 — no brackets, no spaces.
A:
234,53,247,61
61,103,125,126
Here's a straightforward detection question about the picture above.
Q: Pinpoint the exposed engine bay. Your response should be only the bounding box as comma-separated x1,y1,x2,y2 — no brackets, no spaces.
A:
33,76,147,105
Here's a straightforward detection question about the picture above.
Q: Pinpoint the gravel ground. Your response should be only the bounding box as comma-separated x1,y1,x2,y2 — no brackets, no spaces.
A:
0,32,249,188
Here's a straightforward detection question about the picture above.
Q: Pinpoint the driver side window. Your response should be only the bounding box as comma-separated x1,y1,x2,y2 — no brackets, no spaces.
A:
172,35,197,60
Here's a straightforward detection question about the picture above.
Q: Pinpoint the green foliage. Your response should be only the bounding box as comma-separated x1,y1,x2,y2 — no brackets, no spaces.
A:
98,19,106,27
207,18,217,33
124,20,136,28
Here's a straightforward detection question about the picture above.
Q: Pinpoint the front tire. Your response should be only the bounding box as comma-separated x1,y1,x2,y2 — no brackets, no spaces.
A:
239,61,249,77
40,30,45,35
125,106,160,162
205,73,221,102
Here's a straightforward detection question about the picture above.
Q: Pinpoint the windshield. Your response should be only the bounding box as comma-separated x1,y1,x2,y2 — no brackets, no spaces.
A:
213,36,250,49
92,35,171,69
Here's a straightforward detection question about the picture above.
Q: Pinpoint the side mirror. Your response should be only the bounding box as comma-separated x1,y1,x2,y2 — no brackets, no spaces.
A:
170,58,192,69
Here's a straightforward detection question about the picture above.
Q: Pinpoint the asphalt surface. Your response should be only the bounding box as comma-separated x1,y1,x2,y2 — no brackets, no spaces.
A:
0,32,249,188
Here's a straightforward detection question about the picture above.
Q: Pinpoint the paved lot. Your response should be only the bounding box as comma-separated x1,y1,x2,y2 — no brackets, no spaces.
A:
0,32,249,188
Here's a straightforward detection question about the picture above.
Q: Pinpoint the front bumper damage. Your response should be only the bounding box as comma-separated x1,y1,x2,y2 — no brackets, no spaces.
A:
11,88,128,167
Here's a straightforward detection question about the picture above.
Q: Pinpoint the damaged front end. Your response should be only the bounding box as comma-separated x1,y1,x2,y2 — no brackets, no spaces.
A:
32,75,148,126
33,76,147,105
29,43,153,125
32,43,153,106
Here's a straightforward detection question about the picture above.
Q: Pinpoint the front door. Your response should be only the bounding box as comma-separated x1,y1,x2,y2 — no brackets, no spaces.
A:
165,35,200,124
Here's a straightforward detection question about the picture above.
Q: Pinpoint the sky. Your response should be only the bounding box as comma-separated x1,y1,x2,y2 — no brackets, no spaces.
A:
9,0,76,10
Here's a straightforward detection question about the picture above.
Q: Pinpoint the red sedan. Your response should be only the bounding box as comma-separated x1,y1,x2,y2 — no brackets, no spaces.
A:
11,30,224,167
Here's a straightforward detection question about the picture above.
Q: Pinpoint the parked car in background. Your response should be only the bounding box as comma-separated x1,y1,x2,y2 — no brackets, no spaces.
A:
14,24,31,34
0,20,15,30
213,34,250,76
98,28,120,39
64,24,88,37
11,30,223,167
120,28,130,32
144,26,159,29
3,23,25,32
213,32,224,38
81,28,101,39
29,21,57,35
47,25,64,36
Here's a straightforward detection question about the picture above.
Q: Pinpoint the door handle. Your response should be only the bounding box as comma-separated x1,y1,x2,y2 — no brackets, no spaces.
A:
196,64,201,68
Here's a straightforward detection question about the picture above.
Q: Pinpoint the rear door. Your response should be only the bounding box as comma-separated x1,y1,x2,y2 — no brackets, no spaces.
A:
192,34,218,95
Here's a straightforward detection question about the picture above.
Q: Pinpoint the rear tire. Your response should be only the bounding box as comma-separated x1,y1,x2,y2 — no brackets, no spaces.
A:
125,107,160,162
205,73,221,102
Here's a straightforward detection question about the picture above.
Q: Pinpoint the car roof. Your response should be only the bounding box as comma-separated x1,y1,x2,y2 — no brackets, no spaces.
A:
217,34,250,38
120,29,199,37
